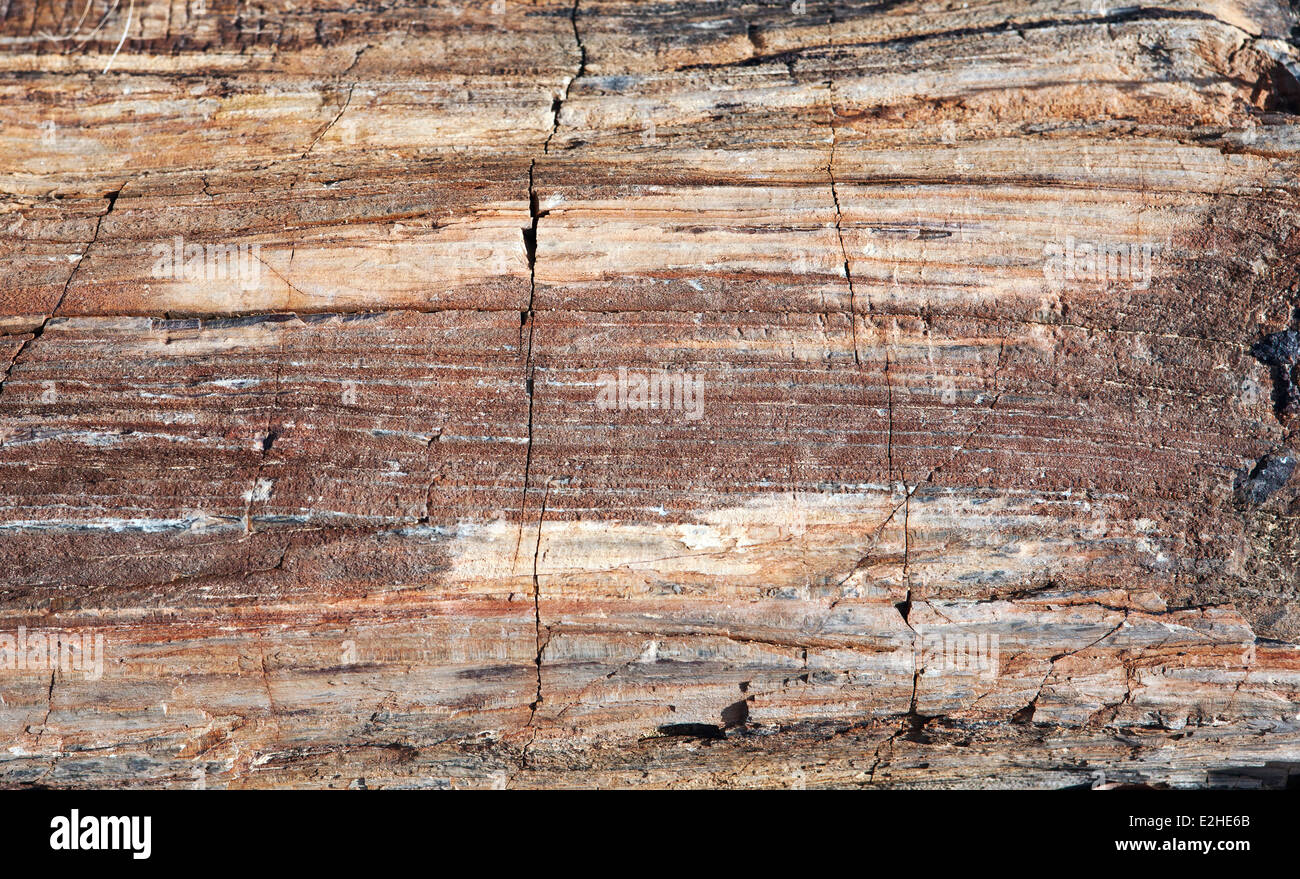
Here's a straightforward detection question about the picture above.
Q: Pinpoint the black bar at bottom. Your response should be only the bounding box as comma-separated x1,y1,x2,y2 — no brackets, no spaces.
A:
0,790,1285,868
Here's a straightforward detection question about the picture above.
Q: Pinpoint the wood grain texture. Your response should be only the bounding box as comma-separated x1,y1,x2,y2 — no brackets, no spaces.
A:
2,0,1300,788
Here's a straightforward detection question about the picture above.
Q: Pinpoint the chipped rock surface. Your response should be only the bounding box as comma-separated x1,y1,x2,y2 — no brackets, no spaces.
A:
1,0,1300,787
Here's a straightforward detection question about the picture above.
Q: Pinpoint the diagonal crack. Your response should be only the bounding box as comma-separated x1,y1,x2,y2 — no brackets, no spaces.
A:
0,185,122,403
301,82,356,159
1017,609,1130,724
825,3,867,369
543,0,586,155
0,340,28,401
826,99,862,367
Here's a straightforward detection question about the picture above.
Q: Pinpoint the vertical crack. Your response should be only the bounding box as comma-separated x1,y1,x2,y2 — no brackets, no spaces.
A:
514,0,583,771
902,484,911,592
515,161,542,565
521,479,550,769
516,153,546,767
885,358,894,480
32,668,56,747
866,726,903,783
416,429,444,524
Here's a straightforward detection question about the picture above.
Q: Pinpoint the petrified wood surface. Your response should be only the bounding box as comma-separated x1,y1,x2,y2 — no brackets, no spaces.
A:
2,0,1300,789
